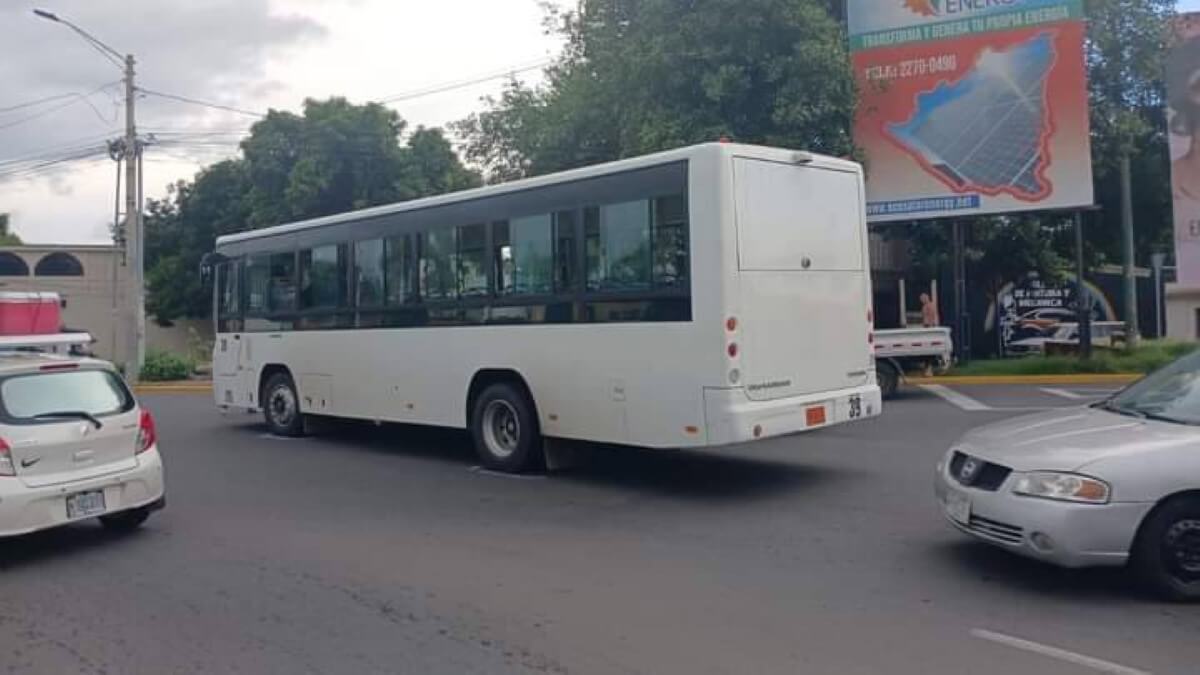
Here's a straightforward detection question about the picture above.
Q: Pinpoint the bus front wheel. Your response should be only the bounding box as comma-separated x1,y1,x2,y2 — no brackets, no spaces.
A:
471,382,541,473
263,372,305,437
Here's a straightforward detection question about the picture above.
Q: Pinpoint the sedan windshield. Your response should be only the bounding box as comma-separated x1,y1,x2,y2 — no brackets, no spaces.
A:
1106,349,1200,425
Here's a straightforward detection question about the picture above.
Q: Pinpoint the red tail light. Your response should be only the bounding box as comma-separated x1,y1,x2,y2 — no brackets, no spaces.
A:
727,342,739,358
0,438,12,476
137,409,157,454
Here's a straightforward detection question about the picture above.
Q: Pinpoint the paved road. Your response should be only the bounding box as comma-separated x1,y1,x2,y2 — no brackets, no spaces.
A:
0,386,1195,674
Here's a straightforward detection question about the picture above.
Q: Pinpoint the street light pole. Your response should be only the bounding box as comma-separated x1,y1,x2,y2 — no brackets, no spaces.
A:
34,9,143,382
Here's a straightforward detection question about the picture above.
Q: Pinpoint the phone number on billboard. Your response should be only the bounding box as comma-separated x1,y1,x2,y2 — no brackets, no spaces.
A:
863,55,958,82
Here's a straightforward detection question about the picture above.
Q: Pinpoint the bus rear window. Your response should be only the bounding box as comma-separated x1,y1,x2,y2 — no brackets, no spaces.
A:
1,370,133,421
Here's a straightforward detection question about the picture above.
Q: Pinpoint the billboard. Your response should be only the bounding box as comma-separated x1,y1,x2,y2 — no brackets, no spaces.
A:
1167,13,1200,286
849,0,1094,222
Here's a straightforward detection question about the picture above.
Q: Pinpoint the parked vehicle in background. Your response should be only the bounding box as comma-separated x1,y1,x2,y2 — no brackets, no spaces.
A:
0,333,165,537
936,347,1200,601
873,327,952,399
208,143,882,472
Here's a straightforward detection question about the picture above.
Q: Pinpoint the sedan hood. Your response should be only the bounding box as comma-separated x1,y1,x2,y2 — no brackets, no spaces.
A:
958,406,1197,472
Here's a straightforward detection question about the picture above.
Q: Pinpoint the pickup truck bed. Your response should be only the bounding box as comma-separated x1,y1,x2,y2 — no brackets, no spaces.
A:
874,327,953,399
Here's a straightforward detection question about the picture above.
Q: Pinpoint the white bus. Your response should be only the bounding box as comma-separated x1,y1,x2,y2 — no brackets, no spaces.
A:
210,142,881,471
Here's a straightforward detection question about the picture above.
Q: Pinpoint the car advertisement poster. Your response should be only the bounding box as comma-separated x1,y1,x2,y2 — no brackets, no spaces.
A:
1167,13,1200,286
848,0,1094,223
985,276,1118,356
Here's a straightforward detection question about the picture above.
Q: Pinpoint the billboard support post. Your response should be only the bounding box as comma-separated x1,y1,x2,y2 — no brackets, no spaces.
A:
1074,210,1092,359
953,219,968,364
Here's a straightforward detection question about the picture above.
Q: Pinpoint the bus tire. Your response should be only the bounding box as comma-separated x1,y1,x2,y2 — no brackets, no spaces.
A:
877,360,900,400
471,382,541,473
1132,495,1200,602
263,372,305,437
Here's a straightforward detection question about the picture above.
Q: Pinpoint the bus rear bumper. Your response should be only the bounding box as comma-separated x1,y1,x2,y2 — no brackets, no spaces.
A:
703,385,881,446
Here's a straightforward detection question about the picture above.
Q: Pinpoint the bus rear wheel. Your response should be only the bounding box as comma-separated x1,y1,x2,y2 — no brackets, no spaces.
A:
471,382,541,473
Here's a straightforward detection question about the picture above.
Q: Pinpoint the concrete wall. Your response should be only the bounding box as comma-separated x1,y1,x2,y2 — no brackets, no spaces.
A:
0,245,210,363
1166,284,1200,341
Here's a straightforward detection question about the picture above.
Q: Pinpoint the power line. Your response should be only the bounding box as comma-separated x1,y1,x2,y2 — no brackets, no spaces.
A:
0,82,121,131
374,58,552,104
0,91,80,114
137,87,265,118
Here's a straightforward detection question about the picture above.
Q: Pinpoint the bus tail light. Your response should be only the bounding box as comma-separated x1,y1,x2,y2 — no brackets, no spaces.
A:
727,342,739,358
728,368,741,385
137,409,157,454
726,316,738,332
0,438,13,476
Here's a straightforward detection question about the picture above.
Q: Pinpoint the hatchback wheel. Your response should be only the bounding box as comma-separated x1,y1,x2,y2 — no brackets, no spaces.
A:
263,372,305,437
1134,497,1200,602
99,506,150,533
471,382,541,473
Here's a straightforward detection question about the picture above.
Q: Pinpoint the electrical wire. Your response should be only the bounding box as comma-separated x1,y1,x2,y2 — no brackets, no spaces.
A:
137,87,265,118
374,58,551,104
0,82,122,131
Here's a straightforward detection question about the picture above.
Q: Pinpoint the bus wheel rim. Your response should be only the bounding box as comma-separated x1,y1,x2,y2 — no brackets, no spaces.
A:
482,400,520,459
270,386,296,428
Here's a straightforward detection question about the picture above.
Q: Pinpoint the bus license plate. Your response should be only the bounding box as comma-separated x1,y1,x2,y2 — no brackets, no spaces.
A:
66,490,106,519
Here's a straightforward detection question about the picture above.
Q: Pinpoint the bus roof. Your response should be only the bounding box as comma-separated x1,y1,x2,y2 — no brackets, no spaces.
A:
215,142,858,248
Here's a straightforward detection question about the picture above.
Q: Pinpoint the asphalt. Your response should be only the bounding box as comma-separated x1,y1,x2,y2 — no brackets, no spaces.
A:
0,386,1195,675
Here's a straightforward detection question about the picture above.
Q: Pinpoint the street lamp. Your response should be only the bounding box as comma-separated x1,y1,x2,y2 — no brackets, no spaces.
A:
33,9,144,383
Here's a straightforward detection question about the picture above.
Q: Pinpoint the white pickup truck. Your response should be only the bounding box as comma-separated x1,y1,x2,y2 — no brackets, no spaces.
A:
874,327,953,399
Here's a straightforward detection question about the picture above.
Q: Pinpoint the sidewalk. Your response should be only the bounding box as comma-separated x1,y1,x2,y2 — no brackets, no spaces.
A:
134,380,213,394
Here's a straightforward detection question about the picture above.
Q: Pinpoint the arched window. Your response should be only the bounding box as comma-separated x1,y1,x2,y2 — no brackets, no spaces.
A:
0,252,29,277
34,252,84,277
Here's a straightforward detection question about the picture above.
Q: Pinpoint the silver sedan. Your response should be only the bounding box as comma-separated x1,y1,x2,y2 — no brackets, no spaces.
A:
935,351,1200,601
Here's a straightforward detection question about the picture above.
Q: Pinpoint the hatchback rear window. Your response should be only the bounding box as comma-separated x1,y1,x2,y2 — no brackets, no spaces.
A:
1,370,133,422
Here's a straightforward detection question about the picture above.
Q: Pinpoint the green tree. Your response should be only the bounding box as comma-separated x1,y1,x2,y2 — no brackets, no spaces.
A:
0,213,21,245
1085,0,1175,265
455,0,857,181
144,99,480,323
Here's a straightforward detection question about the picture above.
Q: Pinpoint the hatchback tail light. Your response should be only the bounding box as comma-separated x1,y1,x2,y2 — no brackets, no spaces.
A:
137,409,157,454
0,438,13,476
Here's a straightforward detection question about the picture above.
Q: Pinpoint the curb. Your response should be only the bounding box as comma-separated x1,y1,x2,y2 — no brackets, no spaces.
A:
906,374,1142,386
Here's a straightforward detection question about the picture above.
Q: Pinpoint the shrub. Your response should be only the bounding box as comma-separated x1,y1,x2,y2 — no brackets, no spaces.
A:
140,350,195,382
950,341,1200,377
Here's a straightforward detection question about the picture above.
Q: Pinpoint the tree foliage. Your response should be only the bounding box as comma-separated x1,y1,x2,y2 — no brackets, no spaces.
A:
145,98,479,322
0,213,21,246
455,0,857,181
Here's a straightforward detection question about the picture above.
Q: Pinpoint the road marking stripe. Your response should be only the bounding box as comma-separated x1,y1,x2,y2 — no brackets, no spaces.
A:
970,629,1151,675
920,384,992,411
1040,387,1088,400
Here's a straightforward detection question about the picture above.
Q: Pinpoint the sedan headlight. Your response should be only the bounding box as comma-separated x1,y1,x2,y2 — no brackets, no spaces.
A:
1012,472,1111,504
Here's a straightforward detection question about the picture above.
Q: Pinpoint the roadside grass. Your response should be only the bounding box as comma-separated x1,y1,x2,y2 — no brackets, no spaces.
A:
950,340,1199,376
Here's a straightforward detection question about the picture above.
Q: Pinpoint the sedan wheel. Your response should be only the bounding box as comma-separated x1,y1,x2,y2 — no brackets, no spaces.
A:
1135,497,1200,602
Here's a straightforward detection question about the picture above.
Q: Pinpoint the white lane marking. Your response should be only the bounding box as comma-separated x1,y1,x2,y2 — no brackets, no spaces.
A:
1040,387,1088,400
970,629,1152,675
921,384,992,411
257,433,302,442
469,466,546,480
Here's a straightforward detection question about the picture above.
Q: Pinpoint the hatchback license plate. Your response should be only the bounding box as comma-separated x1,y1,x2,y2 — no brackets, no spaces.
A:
944,490,971,526
66,490,106,519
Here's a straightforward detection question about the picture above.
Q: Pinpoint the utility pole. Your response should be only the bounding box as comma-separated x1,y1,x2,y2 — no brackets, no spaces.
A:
1120,155,1140,348
124,54,143,382
35,9,143,381
1074,211,1092,359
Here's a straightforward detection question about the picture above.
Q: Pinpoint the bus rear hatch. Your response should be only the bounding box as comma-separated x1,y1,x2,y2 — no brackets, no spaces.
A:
732,156,872,401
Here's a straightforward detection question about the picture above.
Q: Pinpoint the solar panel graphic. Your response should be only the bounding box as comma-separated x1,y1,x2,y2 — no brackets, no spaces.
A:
886,33,1056,201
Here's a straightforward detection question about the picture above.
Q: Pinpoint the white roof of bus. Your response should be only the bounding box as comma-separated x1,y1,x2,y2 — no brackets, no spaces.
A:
216,142,858,247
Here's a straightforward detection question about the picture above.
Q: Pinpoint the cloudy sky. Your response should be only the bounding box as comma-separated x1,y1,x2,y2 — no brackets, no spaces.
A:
0,0,563,244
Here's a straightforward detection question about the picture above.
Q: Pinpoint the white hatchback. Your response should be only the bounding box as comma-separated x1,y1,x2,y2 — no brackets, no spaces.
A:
0,350,165,537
